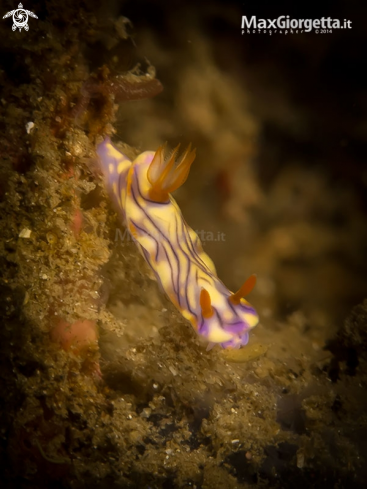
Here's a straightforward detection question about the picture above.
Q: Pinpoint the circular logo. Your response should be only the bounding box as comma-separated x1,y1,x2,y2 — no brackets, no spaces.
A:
12,8,29,31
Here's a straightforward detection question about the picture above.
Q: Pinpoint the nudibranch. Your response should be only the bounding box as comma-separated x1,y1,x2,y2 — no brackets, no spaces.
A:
96,137,259,348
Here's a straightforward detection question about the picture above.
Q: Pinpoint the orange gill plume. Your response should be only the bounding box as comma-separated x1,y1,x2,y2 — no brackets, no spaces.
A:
147,142,196,202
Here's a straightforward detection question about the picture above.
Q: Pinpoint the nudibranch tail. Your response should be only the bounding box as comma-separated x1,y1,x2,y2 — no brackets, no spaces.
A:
229,274,257,305
147,142,196,202
96,137,132,216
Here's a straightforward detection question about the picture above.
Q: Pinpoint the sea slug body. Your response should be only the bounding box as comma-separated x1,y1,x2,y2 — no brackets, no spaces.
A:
97,137,259,349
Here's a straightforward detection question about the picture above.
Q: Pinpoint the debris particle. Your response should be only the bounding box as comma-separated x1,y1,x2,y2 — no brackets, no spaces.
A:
19,228,32,238
25,122,35,134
